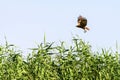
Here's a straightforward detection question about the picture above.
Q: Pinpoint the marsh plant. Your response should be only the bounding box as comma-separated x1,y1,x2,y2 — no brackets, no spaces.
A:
0,36,120,80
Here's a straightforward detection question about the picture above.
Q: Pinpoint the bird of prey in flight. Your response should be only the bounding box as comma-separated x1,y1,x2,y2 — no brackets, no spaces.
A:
76,15,90,33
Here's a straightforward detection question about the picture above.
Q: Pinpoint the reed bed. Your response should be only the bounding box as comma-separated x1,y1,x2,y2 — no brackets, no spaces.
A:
0,37,120,80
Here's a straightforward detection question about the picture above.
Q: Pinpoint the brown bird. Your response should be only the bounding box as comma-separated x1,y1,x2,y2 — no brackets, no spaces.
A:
76,15,90,32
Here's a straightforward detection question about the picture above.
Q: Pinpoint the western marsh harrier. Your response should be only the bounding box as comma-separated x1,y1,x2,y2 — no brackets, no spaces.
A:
76,15,90,32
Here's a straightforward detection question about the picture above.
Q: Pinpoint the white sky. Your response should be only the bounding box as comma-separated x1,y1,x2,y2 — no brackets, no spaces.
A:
0,0,120,55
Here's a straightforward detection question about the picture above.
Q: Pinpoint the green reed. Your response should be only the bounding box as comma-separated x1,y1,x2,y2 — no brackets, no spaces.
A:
0,36,120,80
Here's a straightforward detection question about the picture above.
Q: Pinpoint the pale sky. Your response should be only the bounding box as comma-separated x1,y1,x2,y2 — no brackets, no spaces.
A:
0,0,120,55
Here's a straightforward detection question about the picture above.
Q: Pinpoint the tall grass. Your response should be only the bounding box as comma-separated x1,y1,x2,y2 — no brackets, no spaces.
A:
0,36,120,80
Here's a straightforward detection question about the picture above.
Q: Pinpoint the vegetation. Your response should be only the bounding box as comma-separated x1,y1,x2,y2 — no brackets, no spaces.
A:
0,36,120,80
